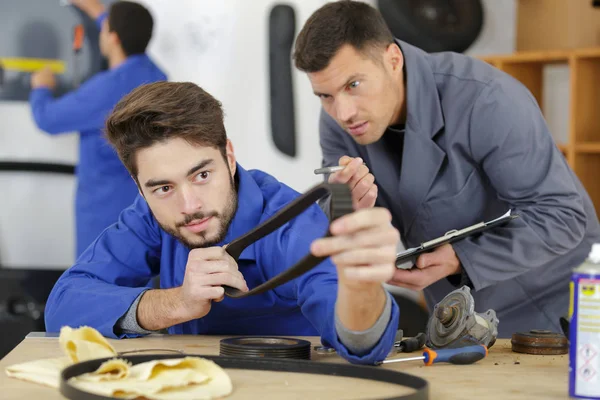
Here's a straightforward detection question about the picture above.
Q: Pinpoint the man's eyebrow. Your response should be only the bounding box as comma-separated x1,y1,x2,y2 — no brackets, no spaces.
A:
186,159,213,177
144,159,214,188
313,74,366,97
144,178,171,188
339,74,365,90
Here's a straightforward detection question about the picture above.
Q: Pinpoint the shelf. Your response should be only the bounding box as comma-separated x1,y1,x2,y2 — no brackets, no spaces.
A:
576,143,600,153
480,47,600,65
573,48,600,60
557,144,569,153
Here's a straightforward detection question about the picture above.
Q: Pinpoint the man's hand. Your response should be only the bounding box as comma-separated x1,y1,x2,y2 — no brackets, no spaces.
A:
387,244,461,291
311,207,398,285
31,66,56,90
328,156,377,210
310,208,399,331
178,247,249,320
136,247,248,331
68,0,106,19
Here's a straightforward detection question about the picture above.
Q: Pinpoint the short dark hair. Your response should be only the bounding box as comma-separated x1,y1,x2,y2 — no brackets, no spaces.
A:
293,0,394,72
108,1,154,56
105,82,228,178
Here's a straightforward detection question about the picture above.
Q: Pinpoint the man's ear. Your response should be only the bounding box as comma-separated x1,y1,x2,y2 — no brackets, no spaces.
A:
225,140,236,177
109,31,121,49
134,177,146,199
386,43,404,74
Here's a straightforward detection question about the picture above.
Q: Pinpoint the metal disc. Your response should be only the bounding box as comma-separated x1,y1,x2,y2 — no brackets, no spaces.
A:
427,288,472,348
511,330,568,355
220,337,312,360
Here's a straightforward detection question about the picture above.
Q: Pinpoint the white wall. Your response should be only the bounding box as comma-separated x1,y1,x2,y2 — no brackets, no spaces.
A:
0,103,77,269
467,0,517,56
139,0,330,194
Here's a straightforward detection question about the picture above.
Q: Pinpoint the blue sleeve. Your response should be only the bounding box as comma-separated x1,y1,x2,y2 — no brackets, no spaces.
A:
44,196,162,338
96,11,108,30
29,73,113,135
266,203,399,365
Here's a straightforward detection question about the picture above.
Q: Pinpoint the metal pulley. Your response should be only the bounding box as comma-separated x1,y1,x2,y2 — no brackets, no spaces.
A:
426,286,499,349
511,330,568,355
220,337,312,360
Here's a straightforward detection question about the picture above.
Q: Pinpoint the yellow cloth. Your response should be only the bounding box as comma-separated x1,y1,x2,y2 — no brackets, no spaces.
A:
71,356,232,399
4,326,233,399
5,357,71,389
5,326,117,388
59,326,118,363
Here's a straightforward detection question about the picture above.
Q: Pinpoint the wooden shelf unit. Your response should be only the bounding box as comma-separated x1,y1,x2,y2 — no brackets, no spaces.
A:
479,48,600,213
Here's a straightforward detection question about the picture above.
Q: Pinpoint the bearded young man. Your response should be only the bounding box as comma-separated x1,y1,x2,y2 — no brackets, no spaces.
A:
44,81,401,365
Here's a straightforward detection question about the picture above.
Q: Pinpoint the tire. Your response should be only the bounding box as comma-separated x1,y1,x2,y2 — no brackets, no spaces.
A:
377,0,484,53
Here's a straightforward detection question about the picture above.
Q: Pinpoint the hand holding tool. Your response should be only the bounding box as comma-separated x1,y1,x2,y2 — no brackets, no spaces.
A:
314,162,367,175
377,344,488,366
396,210,518,269
72,24,85,87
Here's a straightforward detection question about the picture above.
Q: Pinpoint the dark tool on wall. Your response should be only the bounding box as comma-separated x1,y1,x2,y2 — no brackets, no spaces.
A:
72,23,84,87
61,354,430,400
223,182,352,298
426,286,499,349
220,337,311,360
377,344,488,366
268,4,297,157
377,0,484,53
0,161,75,175
396,210,518,268
511,330,568,355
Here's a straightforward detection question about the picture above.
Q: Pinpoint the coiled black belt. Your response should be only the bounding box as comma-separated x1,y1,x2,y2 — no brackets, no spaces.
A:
59,183,430,399
60,354,430,400
223,182,353,298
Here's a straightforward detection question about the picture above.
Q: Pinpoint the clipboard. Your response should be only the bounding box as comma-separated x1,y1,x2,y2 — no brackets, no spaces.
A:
395,209,519,269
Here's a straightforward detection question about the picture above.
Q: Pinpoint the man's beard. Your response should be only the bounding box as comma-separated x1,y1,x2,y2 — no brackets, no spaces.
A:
159,176,238,249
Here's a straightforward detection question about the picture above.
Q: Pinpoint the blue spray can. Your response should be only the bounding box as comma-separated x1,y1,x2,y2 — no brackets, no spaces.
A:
570,243,600,398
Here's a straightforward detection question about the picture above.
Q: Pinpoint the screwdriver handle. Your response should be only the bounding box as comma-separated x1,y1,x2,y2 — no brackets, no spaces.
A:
423,345,488,366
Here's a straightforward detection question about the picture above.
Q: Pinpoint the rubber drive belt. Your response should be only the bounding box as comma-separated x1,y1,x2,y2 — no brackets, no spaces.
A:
223,182,353,299
60,354,430,400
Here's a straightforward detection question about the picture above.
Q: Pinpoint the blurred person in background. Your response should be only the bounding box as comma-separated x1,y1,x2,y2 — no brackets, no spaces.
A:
29,0,167,257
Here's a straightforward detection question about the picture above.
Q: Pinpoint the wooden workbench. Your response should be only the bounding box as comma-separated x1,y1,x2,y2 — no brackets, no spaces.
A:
0,334,568,399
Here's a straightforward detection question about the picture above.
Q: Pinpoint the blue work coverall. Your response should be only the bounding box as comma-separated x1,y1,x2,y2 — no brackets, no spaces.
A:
30,14,167,256
45,165,400,365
